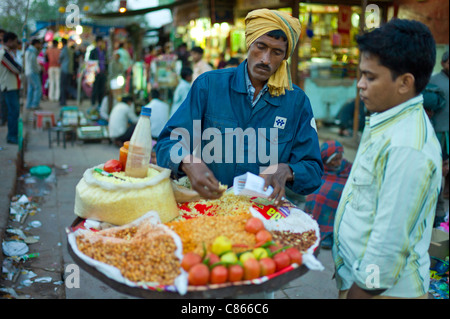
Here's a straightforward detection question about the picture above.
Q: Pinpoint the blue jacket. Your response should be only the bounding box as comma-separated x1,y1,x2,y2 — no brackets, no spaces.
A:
156,61,323,195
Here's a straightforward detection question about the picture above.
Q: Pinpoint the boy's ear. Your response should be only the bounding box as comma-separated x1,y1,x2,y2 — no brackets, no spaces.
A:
397,73,415,95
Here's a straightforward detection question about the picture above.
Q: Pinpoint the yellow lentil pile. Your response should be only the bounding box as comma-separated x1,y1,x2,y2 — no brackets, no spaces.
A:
166,213,256,255
179,193,254,219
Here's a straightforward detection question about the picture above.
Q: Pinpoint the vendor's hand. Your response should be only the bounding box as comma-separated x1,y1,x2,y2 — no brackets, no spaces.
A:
259,163,294,206
180,155,224,200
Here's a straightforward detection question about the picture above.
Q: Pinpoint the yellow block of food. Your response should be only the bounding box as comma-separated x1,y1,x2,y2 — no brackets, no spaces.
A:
74,164,179,225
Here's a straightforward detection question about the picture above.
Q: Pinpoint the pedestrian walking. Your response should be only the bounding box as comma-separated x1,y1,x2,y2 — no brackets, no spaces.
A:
59,38,73,106
0,32,23,144
46,39,61,102
25,38,43,110
89,36,107,108
37,43,49,100
333,19,442,299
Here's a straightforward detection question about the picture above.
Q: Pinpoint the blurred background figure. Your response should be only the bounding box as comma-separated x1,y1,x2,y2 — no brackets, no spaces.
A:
429,50,449,201
46,39,60,102
304,140,352,249
108,95,138,146
216,52,227,69
37,42,49,100
175,43,190,68
144,88,169,140
116,42,132,70
25,38,42,110
89,36,107,108
170,66,192,117
191,46,212,82
225,57,241,68
335,98,366,137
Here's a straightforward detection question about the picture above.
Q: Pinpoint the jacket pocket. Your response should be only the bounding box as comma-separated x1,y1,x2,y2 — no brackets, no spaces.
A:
350,159,376,212
259,128,294,164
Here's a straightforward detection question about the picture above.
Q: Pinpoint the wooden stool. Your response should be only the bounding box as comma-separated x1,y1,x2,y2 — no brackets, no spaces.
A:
34,111,56,129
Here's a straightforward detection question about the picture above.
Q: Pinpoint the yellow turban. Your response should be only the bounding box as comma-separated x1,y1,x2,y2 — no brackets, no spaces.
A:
245,9,301,97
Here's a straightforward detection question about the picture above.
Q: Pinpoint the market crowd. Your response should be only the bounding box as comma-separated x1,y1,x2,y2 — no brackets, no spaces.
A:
0,26,242,146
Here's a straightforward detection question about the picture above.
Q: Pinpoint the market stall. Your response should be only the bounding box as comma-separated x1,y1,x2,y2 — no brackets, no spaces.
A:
66,158,324,298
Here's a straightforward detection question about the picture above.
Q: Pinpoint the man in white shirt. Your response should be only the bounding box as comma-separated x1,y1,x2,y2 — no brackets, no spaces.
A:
191,46,212,82
333,19,442,299
170,67,192,117
25,39,42,110
108,96,138,145
0,32,23,144
144,88,169,139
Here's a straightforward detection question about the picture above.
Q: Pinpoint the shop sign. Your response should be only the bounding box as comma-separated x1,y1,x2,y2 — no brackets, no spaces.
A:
338,5,352,35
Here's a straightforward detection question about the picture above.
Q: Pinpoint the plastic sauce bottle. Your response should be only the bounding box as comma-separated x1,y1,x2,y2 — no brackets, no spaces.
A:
119,141,129,170
125,106,152,178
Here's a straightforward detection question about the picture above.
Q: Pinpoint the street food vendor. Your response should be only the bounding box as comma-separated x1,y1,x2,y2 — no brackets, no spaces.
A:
156,9,323,205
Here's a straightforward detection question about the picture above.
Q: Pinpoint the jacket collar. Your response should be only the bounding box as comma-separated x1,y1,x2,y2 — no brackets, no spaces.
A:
232,59,282,107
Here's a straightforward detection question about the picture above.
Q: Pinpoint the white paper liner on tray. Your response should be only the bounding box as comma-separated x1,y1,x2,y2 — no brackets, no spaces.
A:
249,206,324,271
67,211,189,295
68,202,323,295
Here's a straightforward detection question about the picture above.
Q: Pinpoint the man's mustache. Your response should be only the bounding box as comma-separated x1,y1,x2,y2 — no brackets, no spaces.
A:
255,63,271,71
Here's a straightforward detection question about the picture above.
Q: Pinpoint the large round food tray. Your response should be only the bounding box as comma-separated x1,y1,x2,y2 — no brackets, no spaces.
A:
67,219,320,299
67,197,322,299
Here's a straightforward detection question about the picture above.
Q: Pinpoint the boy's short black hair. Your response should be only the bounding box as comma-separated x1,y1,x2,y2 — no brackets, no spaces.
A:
356,19,436,94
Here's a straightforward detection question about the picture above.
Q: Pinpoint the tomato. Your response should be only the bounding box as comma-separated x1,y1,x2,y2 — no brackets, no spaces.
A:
285,247,302,265
273,252,291,272
255,230,272,245
245,217,265,234
210,265,228,284
181,252,202,271
188,263,210,286
243,258,260,280
204,253,220,266
259,257,276,276
228,264,244,282
103,159,123,173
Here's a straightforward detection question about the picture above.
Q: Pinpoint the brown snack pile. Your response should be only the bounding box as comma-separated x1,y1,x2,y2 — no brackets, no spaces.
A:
76,220,180,285
271,229,317,252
